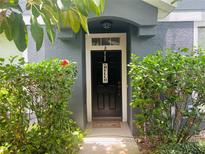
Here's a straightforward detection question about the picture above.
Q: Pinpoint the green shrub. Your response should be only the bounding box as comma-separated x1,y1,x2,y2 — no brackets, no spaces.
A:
0,57,83,154
129,48,205,144
154,142,205,154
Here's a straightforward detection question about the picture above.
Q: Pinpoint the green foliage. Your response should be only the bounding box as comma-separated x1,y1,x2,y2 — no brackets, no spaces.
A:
30,17,44,51
0,0,105,51
0,11,29,51
129,48,205,144
0,57,83,154
154,142,205,154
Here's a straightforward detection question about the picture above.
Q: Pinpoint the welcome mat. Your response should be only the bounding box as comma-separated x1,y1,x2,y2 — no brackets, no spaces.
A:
92,121,121,128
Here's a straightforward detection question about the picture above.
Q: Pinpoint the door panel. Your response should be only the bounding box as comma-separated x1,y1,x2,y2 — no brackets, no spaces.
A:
91,51,122,117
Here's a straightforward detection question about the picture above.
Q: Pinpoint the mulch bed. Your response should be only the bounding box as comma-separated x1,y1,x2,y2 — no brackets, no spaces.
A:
135,137,159,154
135,133,205,154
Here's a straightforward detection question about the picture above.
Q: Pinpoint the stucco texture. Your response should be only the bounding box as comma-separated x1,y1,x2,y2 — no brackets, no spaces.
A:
130,21,194,57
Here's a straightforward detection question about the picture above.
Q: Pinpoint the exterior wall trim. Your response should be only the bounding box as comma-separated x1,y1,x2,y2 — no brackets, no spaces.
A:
194,21,205,48
85,33,127,122
160,11,205,22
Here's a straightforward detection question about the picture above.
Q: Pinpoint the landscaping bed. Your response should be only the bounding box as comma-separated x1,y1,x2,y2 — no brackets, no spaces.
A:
136,135,205,154
0,57,83,154
129,48,205,154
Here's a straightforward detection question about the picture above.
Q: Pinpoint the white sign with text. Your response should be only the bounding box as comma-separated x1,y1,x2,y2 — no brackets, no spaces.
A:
102,63,108,83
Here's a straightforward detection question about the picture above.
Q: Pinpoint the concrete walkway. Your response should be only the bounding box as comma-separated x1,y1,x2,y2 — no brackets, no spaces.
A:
80,122,140,154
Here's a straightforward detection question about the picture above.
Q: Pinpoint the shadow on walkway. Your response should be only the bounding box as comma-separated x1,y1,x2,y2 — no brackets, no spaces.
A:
80,122,139,154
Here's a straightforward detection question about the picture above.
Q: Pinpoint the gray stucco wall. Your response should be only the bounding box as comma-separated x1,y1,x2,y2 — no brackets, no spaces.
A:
198,27,205,49
176,0,205,10
130,21,194,56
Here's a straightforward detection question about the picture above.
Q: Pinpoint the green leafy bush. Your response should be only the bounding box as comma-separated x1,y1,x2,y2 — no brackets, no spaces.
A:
129,49,205,144
0,57,83,154
154,142,205,154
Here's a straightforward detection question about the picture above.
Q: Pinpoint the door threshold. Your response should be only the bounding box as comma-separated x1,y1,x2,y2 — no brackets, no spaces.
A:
92,117,122,121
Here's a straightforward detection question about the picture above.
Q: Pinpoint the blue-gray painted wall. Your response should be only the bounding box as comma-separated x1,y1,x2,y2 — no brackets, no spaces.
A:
176,0,205,10
130,21,194,56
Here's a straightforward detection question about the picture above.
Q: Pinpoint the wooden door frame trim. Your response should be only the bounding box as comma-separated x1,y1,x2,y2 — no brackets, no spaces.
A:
85,33,127,122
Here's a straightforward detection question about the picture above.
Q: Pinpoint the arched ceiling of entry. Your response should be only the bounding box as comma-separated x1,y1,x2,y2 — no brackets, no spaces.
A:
88,0,158,27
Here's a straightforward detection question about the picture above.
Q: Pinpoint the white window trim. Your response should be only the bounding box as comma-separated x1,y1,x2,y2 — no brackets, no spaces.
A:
194,21,205,48
85,33,127,122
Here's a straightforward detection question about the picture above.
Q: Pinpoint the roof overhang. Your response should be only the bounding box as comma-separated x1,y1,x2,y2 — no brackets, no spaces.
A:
142,0,177,19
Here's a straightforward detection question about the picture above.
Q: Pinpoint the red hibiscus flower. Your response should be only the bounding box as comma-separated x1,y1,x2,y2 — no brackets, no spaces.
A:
60,59,69,67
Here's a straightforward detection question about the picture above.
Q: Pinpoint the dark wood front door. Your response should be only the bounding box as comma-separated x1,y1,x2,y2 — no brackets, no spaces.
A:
91,50,122,118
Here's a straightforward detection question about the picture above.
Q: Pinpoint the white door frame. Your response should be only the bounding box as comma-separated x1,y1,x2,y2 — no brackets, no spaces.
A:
85,33,127,122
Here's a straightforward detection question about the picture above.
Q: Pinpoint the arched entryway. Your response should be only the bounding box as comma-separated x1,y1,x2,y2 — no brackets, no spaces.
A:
85,16,135,123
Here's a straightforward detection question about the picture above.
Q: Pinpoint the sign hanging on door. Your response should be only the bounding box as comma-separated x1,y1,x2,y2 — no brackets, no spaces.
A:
102,63,108,83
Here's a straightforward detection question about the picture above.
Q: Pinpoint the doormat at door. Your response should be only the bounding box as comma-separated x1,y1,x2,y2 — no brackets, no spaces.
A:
92,121,121,128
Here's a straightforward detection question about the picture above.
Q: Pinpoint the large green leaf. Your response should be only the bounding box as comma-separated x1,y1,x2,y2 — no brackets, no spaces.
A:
61,11,69,27
0,23,3,34
46,24,56,44
93,0,100,6
100,0,105,12
78,12,89,33
2,17,13,41
59,0,72,10
30,16,44,51
32,5,40,18
42,4,59,24
42,4,60,30
75,0,89,16
0,28,3,34
90,0,105,14
62,9,81,33
11,13,28,51
89,0,101,16
0,0,105,50
41,13,56,44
